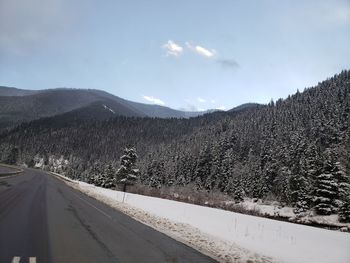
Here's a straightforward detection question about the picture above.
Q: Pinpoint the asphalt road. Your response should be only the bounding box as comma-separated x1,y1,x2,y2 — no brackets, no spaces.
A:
0,168,216,263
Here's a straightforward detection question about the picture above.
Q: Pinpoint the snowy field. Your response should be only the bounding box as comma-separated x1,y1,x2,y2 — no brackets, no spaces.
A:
53,173,350,263
239,199,350,228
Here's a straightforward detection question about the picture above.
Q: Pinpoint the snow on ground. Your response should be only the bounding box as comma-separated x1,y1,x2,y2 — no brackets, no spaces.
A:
240,199,296,218
239,199,350,229
296,214,350,228
53,173,350,263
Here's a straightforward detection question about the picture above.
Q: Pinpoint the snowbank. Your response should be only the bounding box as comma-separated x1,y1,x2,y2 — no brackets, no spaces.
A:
57,175,350,263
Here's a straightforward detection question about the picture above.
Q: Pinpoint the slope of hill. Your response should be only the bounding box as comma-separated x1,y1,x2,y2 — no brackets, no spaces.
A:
1,71,349,222
0,89,139,130
228,103,261,112
0,87,213,130
87,89,196,118
0,86,39,96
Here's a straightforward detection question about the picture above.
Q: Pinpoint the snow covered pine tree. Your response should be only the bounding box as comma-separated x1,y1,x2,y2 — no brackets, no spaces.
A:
314,150,339,215
116,147,139,193
338,199,350,222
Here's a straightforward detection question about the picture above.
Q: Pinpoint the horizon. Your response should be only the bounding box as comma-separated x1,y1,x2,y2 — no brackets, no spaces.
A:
1,0,349,111
1,70,337,113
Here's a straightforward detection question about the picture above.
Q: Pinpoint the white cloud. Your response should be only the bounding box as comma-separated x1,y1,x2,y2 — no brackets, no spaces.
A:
195,45,216,57
197,97,206,103
211,99,216,104
216,106,226,111
162,40,218,60
143,96,165,106
186,42,216,58
162,40,183,57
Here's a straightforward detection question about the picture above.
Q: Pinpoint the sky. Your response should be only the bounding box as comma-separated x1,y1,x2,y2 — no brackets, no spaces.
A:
0,0,349,111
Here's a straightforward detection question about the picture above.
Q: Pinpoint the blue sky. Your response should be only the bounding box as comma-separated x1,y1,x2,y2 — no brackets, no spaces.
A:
0,0,349,111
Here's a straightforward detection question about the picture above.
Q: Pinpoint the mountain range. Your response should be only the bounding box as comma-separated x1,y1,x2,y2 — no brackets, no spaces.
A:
0,86,225,130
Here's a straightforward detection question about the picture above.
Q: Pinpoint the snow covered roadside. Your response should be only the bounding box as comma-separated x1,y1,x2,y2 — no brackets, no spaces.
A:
51,172,78,184
53,174,350,263
64,181,274,263
240,199,350,229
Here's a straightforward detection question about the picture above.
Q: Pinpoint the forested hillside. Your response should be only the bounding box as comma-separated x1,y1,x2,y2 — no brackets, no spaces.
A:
1,71,349,220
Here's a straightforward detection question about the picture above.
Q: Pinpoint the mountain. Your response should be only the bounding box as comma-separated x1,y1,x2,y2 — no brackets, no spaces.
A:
0,89,123,130
88,89,212,118
0,86,39,96
228,103,261,112
0,87,215,130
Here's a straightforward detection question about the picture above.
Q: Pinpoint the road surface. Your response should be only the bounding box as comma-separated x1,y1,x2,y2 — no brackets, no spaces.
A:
0,167,216,263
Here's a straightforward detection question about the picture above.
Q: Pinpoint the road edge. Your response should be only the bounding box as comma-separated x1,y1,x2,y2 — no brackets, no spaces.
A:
0,163,24,178
50,171,78,184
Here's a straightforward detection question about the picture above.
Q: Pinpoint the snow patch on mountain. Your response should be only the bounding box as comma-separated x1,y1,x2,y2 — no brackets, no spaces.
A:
102,104,115,114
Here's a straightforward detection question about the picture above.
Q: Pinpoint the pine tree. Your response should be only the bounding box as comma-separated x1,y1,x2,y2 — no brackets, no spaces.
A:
313,150,339,215
217,148,234,192
103,164,116,188
206,145,222,191
303,143,321,180
232,180,244,203
98,167,108,187
194,145,212,190
338,199,350,223
333,161,350,206
116,147,139,191
272,166,291,204
289,174,310,214
148,160,164,188
6,146,19,165
224,178,244,203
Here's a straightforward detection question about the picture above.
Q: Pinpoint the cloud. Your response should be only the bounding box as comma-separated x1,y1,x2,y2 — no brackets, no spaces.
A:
181,100,207,112
197,97,206,103
143,95,165,106
217,59,239,69
195,45,216,57
162,40,183,57
179,105,197,112
163,40,239,70
186,42,216,58
216,106,226,111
